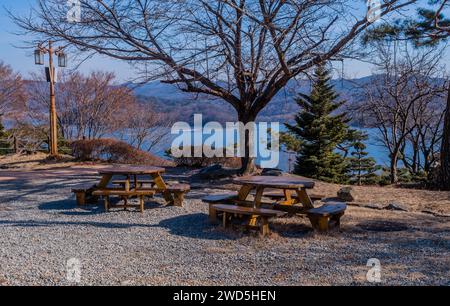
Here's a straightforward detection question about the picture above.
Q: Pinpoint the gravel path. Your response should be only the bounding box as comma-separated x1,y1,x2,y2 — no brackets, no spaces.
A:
0,169,449,286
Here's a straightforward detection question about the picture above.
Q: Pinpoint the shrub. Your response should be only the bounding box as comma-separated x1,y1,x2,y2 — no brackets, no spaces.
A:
71,138,174,166
165,146,241,168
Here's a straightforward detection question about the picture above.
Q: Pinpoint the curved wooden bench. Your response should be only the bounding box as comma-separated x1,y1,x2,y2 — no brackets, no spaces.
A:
168,184,190,207
72,186,98,206
202,194,237,204
307,203,347,232
202,194,238,221
212,204,286,236
92,189,156,213
151,184,190,207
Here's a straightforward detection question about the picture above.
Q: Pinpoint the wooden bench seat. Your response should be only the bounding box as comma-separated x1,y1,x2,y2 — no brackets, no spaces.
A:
150,183,191,207
202,194,237,204
202,194,238,219
166,184,191,192
263,192,325,202
92,189,156,197
167,184,190,207
307,203,347,232
72,187,98,206
212,204,286,236
112,180,156,188
92,189,156,213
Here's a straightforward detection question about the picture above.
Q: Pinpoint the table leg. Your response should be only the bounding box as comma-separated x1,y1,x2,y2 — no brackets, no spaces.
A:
278,189,295,205
254,186,265,208
249,186,265,227
296,188,314,209
124,175,131,192
134,175,138,191
151,173,174,205
237,184,253,201
97,174,113,189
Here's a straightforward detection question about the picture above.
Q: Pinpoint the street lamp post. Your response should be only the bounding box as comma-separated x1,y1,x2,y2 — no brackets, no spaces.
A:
35,41,67,157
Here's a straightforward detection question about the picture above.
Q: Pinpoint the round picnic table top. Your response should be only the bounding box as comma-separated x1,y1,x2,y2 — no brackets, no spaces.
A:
233,175,315,189
97,166,166,175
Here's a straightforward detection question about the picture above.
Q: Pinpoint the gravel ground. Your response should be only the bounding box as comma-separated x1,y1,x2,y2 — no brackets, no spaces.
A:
0,169,449,286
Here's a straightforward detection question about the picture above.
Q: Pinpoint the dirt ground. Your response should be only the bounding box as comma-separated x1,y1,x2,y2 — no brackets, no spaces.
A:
1,153,450,216
0,153,449,285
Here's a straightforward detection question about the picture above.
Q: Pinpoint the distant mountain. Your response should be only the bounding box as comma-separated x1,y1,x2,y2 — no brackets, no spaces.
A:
128,76,371,124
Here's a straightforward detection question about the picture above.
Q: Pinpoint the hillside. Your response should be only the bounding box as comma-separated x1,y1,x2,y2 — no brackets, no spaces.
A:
130,77,372,124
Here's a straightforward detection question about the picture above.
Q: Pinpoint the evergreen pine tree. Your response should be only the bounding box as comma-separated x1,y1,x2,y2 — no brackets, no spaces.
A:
348,134,380,185
285,65,351,183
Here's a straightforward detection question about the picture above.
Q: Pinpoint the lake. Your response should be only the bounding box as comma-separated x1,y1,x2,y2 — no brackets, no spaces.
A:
138,126,392,172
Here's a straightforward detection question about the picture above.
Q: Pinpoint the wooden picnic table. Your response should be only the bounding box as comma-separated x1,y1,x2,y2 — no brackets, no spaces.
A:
233,175,316,210
206,176,348,235
95,166,174,204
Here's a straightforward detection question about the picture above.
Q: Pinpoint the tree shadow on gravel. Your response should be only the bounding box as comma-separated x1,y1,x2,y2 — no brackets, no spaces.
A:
271,222,313,238
38,198,105,215
0,209,236,240
0,219,158,229
38,197,166,216
157,213,236,240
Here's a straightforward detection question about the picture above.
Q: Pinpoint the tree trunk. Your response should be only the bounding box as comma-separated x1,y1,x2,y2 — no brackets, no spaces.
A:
238,112,258,175
13,136,18,154
438,85,450,190
390,153,399,184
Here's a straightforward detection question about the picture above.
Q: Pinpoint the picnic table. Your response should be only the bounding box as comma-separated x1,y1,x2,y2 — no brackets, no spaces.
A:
73,166,190,212
202,175,316,232
204,175,347,235
233,175,316,210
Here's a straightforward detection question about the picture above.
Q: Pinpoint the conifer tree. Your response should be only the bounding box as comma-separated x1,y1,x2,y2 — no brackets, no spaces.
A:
284,66,352,183
348,134,380,185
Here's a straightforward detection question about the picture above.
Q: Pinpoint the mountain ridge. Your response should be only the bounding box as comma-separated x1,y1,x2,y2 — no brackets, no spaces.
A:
130,76,372,123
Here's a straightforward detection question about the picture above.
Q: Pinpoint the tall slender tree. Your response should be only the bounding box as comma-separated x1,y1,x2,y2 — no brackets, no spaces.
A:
285,66,352,183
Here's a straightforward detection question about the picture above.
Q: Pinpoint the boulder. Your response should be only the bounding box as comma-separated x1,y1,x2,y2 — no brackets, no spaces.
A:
261,168,284,176
195,164,230,179
199,164,223,175
384,203,408,212
337,187,355,202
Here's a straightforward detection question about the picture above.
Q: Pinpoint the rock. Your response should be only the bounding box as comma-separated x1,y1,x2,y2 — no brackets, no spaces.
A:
384,203,408,212
347,202,384,210
337,187,355,202
199,164,223,175
261,168,284,176
195,164,230,179
362,203,384,210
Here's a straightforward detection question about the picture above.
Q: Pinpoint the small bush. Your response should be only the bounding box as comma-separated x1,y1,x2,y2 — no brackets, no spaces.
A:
71,138,174,166
166,146,241,168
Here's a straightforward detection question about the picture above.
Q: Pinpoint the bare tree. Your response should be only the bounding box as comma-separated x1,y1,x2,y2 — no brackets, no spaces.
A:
0,61,26,117
11,0,417,173
27,71,136,140
116,102,174,152
402,93,445,175
358,41,447,183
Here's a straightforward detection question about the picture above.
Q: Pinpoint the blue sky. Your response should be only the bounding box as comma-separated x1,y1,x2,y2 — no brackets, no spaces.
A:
0,0,134,81
0,0,447,82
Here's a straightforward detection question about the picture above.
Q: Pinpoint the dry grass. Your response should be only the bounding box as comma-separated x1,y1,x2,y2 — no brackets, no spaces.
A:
0,153,77,170
1,153,449,216
311,181,450,215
